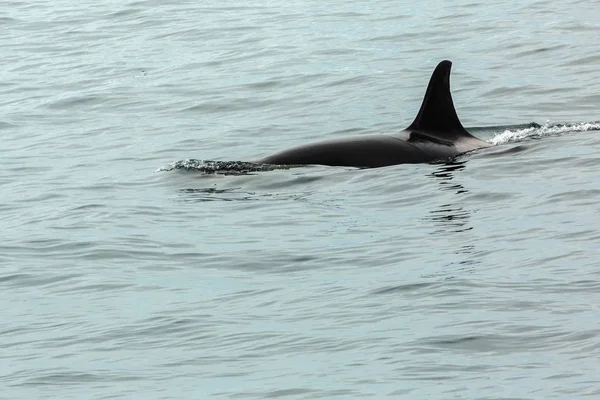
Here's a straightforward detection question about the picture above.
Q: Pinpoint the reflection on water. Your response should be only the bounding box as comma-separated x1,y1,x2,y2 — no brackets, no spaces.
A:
427,205,472,233
423,160,482,271
430,161,468,194
176,187,306,203
425,161,472,234
177,188,259,202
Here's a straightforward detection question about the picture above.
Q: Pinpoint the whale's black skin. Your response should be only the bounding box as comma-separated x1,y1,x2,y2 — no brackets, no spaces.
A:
255,60,492,168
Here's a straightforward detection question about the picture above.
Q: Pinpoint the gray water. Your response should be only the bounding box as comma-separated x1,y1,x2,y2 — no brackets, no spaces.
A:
2,0,600,399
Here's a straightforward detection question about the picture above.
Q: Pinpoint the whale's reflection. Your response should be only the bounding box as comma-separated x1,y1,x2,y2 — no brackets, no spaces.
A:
420,159,483,273
423,160,473,234
430,160,467,194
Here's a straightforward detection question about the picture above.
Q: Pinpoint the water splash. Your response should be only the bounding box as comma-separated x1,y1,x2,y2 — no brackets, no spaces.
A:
489,121,600,145
155,159,292,175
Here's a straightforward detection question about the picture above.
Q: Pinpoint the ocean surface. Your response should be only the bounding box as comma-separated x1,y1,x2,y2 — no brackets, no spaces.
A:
2,0,600,399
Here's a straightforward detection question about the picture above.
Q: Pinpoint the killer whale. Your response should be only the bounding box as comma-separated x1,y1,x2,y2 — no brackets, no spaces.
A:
254,60,492,168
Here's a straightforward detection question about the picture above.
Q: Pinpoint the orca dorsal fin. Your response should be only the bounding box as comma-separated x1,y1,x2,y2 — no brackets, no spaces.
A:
407,60,471,139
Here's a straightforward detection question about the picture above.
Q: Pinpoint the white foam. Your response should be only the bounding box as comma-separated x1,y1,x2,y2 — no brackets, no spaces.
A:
489,122,600,146
155,159,284,174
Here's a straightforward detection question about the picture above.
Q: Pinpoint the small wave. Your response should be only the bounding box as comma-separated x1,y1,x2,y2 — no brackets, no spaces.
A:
155,159,291,175
489,121,600,145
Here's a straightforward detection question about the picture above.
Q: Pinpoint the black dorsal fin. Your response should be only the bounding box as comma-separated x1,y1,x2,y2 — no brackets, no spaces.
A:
407,60,471,138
